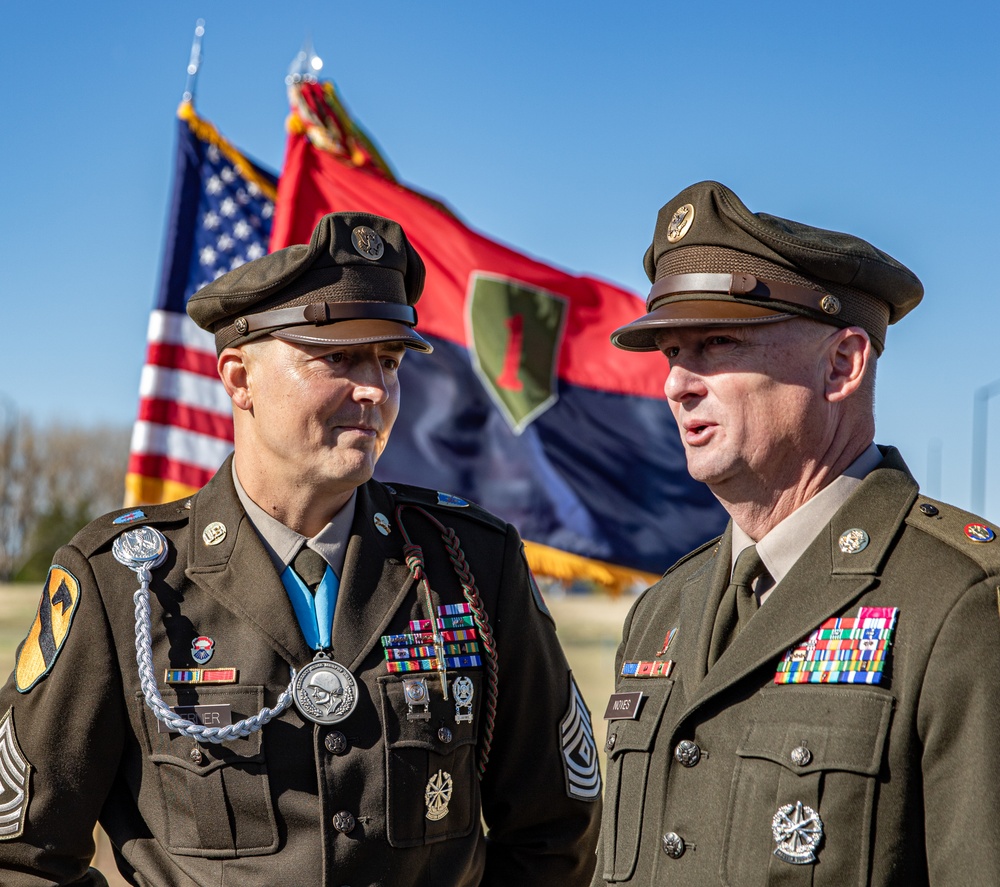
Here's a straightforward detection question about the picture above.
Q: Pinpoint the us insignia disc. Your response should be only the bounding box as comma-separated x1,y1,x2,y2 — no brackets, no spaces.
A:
15,566,82,692
292,656,358,725
772,801,823,864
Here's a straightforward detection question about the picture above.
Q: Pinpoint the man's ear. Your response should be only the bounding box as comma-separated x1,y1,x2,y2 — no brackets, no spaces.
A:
825,327,871,403
218,348,253,411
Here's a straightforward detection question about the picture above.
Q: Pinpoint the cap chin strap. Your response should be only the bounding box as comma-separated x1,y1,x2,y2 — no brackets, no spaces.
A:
647,272,839,317
235,301,417,335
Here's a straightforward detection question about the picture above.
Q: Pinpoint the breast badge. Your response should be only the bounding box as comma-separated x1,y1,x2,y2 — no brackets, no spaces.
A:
15,566,81,692
772,801,823,864
424,769,453,821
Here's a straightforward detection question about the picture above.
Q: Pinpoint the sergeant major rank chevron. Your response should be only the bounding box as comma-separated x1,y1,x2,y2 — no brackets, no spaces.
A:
559,676,601,800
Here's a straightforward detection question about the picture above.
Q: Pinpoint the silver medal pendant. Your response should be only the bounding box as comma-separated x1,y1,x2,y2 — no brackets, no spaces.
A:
292,653,359,725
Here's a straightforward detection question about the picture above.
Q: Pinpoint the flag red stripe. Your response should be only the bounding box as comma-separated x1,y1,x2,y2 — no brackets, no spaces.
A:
145,342,219,379
126,453,218,490
135,398,235,442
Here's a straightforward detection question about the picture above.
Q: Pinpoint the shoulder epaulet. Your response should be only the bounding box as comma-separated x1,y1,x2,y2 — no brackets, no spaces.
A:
70,500,192,558
905,496,1000,573
662,534,723,577
383,482,508,534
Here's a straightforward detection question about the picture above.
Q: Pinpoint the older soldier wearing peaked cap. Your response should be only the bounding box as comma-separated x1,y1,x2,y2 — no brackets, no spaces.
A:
595,182,1000,886
0,211,601,886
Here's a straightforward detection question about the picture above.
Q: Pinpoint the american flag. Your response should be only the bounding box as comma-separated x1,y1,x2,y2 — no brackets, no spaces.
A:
124,104,277,506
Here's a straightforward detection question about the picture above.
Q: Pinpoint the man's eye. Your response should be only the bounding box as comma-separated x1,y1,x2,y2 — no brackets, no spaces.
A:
382,357,400,370
325,353,346,364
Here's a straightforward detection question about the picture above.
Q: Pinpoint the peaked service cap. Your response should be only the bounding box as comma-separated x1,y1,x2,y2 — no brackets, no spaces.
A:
187,211,433,354
610,181,923,355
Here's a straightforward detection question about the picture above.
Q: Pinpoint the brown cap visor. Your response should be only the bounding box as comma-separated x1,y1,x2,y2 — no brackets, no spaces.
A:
272,319,433,353
611,299,794,352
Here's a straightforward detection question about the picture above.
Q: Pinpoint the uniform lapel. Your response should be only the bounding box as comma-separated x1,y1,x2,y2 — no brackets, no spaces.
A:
675,448,918,727
184,459,312,667
678,531,731,688
332,481,416,672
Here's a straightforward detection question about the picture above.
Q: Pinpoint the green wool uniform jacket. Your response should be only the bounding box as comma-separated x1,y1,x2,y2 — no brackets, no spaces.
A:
0,461,601,886
594,447,1000,886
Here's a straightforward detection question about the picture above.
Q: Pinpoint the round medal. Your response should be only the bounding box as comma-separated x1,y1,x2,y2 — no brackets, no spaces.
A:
292,656,359,725
112,526,169,573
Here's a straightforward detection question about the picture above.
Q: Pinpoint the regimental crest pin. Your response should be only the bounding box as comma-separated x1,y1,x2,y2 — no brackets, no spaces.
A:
424,769,453,821
0,708,30,840
373,513,391,536
965,522,996,543
191,636,215,665
772,801,823,864
838,528,869,554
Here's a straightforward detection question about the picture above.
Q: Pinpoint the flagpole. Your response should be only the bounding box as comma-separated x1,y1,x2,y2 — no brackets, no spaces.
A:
182,19,206,104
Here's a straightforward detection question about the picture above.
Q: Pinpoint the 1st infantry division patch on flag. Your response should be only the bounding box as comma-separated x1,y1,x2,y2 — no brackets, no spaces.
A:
15,566,81,693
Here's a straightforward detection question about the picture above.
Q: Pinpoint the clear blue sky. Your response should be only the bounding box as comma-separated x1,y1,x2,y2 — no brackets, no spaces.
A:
2,2,999,516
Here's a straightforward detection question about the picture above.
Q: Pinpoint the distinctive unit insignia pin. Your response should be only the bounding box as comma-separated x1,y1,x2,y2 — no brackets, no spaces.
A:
452,675,475,723
666,203,695,243
291,655,358,725
772,801,823,864
373,513,391,536
191,636,215,665
351,225,384,260
424,769,453,821
202,521,227,546
838,528,869,554
964,522,996,543
403,677,431,721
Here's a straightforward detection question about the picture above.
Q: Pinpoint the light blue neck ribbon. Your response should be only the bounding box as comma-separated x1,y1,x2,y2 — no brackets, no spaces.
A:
280,564,339,650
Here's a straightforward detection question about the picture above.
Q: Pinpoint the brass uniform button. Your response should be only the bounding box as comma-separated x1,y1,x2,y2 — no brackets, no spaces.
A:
662,832,685,859
325,731,348,755
333,811,356,834
919,503,939,516
674,740,701,767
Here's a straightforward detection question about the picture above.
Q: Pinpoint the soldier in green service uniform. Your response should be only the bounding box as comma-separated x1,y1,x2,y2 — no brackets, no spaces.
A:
0,211,601,886
596,181,1000,886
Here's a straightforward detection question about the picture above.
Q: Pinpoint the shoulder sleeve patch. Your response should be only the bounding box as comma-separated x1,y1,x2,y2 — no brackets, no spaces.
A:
15,566,81,693
0,708,31,839
560,673,601,801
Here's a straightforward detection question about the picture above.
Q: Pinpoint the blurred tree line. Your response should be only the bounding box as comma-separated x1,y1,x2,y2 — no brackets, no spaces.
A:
0,416,130,582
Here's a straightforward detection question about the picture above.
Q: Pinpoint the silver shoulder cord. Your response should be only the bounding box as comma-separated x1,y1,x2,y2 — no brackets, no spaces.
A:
113,526,296,744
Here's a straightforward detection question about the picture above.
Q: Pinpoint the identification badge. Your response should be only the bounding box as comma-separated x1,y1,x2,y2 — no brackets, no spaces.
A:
604,691,644,720
157,704,232,734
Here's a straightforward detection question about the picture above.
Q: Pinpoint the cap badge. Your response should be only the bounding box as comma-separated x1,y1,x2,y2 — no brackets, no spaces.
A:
202,521,227,546
820,295,841,315
838,528,869,554
964,522,996,543
666,204,695,243
772,801,823,864
351,225,385,260
234,317,249,335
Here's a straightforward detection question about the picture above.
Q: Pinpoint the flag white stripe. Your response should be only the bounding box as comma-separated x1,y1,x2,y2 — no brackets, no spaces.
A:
146,309,217,352
138,365,232,414
130,421,233,470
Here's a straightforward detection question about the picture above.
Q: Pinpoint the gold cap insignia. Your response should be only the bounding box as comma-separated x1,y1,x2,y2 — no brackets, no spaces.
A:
351,226,385,260
666,204,695,243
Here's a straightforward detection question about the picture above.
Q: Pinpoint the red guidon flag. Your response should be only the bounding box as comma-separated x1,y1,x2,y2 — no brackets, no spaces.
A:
270,81,724,587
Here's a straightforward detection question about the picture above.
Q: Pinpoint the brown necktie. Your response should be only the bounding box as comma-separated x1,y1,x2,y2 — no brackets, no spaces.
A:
707,545,768,668
292,546,328,595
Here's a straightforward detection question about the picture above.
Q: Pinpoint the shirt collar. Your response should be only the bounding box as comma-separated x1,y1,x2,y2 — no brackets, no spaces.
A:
232,461,357,577
732,442,883,602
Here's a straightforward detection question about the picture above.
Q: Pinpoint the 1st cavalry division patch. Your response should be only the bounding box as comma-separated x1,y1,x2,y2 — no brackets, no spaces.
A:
15,566,81,692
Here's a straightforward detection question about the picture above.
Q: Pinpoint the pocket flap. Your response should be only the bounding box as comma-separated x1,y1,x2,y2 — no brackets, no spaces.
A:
606,678,674,759
737,686,893,776
378,672,479,752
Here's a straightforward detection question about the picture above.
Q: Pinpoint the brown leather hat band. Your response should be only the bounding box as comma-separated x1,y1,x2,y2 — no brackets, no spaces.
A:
237,301,418,335
647,272,836,316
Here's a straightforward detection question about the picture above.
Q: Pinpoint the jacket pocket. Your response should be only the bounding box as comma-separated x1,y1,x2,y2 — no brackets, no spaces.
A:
601,677,675,883
378,671,481,848
723,686,893,887
134,686,279,858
